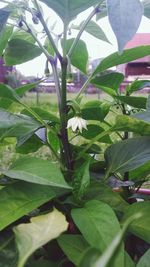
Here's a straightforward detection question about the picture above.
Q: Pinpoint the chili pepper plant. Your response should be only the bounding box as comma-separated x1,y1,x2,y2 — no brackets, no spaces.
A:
0,0,150,267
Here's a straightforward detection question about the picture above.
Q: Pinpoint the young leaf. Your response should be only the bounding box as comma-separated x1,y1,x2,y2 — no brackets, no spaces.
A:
127,80,150,94
72,21,110,43
58,234,89,266
3,157,71,189
71,200,124,267
14,209,68,267
65,38,88,74
81,100,110,121
39,0,102,22
92,213,142,267
137,248,150,267
93,46,150,75
122,202,150,243
91,72,124,93
105,137,150,175
115,96,147,109
107,0,143,51
4,39,42,65
0,181,57,230
73,159,90,201
0,26,13,56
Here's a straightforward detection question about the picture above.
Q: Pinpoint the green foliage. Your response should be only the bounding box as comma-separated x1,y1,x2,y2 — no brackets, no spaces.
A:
0,1,150,266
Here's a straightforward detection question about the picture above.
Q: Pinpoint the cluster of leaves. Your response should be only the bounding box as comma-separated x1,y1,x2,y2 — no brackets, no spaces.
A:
0,0,150,267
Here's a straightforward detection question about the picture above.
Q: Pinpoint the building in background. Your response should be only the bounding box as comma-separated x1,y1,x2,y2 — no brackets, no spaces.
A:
117,33,150,91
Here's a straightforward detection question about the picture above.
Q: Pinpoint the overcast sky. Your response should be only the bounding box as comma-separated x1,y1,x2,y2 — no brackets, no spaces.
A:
0,1,150,77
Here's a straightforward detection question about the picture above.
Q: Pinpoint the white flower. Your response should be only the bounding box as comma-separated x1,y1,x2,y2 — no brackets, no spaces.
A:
67,116,87,133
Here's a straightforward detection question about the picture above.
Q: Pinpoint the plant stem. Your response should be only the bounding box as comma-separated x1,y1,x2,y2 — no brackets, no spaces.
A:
68,6,98,57
121,103,129,181
34,0,62,61
75,73,93,101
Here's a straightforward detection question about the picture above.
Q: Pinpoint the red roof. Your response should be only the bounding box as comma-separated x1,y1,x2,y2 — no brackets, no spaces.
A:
125,33,150,63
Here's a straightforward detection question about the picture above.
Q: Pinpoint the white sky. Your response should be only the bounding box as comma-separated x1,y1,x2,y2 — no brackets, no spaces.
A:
1,1,150,77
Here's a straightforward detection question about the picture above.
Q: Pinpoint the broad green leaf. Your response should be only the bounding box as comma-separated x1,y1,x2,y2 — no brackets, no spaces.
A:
129,161,150,181
3,157,71,189
72,21,110,43
91,72,124,92
105,137,150,174
66,39,88,73
22,107,59,123
81,124,112,144
73,159,90,201
14,209,68,267
93,213,142,267
107,0,143,51
0,181,57,230
137,248,150,267
4,39,42,65
85,181,129,212
39,0,102,22
47,129,60,152
93,46,150,75
79,247,101,267
0,110,41,140
0,26,13,56
72,200,124,267
10,29,35,44
113,115,150,135
143,0,150,19
81,100,110,121
0,83,19,103
16,135,43,154
58,234,89,266
122,202,150,243
127,80,150,94
0,8,10,34
115,96,147,109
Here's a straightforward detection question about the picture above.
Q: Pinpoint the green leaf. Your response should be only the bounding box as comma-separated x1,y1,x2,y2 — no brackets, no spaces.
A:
127,80,150,94
81,100,110,121
91,72,124,93
0,110,41,140
3,157,71,189
73,159,90,201
72,21,110,43
10,29,35,44
137,248,150,267
0,8,10,34
93,213,142,267
22,107,59,123
93,46,150,75
15,81,43,97
122,202,150,243
58,234,89,266
125,252,135,267
105,137,150,174
129,161,150,181
85,181,129,212
115,96,147,109
81,124,112,144
0,181,57,230
0,83,19,103
113,115,150,135
39,0,102,23
14,209,68,267
107,0,143,51
4,39,42,65
44,37,55,56
143,0,150,19
71,200,124,267
0,26,13,56
66,39,88,73
16,135,43,154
